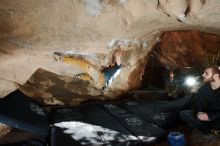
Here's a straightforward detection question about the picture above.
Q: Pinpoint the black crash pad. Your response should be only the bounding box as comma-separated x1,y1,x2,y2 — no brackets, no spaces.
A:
80,104,140,146
0,90,50,136
99,103,165,144
119,94,192,128
51,103,165,146
51,107,105,146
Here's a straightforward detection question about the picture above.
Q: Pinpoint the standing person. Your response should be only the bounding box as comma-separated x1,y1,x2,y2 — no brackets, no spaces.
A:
165,70,179,99
179,66,220,134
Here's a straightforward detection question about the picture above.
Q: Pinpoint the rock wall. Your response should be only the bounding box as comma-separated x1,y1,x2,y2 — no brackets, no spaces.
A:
0,0,220,98
157,30,220,69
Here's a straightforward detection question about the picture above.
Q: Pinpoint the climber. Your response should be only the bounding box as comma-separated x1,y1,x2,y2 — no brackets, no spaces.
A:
53,48,123,90
101,49,123,90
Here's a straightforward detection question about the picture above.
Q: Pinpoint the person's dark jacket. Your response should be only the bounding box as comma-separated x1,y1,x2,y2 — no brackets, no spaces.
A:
165,78,179,98
195,83,220,121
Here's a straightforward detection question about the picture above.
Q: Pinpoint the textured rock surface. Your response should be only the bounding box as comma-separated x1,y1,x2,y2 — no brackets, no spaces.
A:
0,123,37,144
19,68,126,105
156,30,220,68
0,0,220,98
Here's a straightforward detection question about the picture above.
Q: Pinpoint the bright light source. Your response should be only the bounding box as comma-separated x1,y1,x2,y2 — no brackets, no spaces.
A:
185,76,197,87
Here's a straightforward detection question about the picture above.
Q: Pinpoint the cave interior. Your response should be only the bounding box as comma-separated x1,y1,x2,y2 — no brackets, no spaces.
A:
141,30,220,92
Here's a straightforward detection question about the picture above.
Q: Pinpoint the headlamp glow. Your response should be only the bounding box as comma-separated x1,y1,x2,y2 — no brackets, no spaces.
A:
185,76,197,87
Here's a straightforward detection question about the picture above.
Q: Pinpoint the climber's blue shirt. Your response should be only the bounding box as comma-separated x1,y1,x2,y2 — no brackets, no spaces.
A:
103,64,122,89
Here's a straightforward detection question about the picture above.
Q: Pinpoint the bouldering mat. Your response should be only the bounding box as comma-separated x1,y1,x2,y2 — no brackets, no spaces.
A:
0,90,50,136
51,107,105,146
51,103,165,146
80,104,140,146
119,94,193,128
50,107,86,124
99,103,165,144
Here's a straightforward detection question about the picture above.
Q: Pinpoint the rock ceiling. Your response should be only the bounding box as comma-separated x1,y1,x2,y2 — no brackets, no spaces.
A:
0,0,220,100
